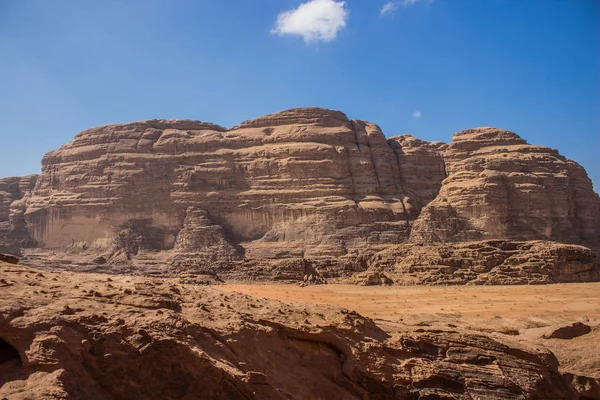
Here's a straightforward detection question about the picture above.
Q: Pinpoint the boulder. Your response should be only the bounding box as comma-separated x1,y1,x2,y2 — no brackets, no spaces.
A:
0,253,19,264
543,322,592,340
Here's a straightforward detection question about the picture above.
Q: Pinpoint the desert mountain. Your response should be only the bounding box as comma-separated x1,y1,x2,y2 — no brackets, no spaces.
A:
1,108,599,283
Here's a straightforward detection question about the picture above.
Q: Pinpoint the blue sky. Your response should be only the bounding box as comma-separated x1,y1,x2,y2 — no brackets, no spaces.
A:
1,0,599,189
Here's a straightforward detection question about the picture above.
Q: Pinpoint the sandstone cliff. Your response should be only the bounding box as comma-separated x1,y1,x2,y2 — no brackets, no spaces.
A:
0,175,38,255
1,108,599,281
410,127,600,255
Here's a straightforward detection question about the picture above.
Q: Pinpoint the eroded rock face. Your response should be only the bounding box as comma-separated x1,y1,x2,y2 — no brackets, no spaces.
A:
173,207,242,262
1,109,599,281
0,254,18,265
410,127,600,256
369,240,600,285
0,175,38,255
21,110,418,259
0,263,581,399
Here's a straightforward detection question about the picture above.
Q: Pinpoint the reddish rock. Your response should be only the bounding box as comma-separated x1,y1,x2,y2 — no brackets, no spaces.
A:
563,373,600,399
0,263,581,399
544,322,593,340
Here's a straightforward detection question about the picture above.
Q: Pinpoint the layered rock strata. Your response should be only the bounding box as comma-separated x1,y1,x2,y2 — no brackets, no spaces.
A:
173,206,241,260
0,263,583,399
366,240,600,285
409,128,600,255
0,175,38,255
0,108,599,281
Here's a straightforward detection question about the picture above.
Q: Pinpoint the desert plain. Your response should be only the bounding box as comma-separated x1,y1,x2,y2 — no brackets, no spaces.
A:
222,281,600,379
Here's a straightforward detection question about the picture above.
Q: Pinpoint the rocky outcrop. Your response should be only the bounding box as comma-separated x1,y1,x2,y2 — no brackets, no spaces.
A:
0,263,582,399
345,270,393,286
387,134,448,213
1,108,599,282
0,175,38,255
410,127,600,256
543,322,592,340
563,373,600,400
21,110,417,258
173,207,242,261
368,240,600,285
0,253,18,265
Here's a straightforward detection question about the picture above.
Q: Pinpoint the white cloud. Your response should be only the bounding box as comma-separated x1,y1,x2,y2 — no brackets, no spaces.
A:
272,0,349,43
413,110,422,118
380,0,430,16
380,1,399,15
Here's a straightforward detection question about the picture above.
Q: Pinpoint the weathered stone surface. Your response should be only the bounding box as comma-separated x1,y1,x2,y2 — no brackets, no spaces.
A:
368,240,600,285
345,270,393,286
1,109,599,283
21,110,417,258
387,134,448,214
563,373,600,400
0,175,38,255
543,322,592,340
410,127,600,256
0,263,581,399
0,253,19,265
173,206,242,262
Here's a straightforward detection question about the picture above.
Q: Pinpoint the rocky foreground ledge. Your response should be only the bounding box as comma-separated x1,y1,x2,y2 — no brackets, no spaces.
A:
0,261,594,399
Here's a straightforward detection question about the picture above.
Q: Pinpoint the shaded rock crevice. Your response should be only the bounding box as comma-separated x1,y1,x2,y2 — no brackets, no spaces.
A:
0,337,26,387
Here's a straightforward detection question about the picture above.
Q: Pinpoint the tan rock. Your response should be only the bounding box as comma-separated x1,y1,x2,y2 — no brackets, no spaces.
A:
0,110,598,284
0,175,38,254
371,240,600,285
344,270,393,286
173,206,241,262
21,109,414,258
410,127,600,256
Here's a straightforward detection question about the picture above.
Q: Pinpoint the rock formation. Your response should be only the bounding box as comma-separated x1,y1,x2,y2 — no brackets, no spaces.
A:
366,240,600,285
0,253,18,265
409,128,600,255
0,262,584,399
173,206,241,260
543,322,592,340
0,175,37,255
0,108,599,282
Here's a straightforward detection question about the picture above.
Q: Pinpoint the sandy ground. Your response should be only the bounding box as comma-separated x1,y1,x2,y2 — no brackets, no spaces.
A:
220,282,600,322
220,282,600,377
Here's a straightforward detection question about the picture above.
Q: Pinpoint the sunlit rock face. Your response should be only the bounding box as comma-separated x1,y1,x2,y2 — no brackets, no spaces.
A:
2,108,599,263
409,127,600,256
